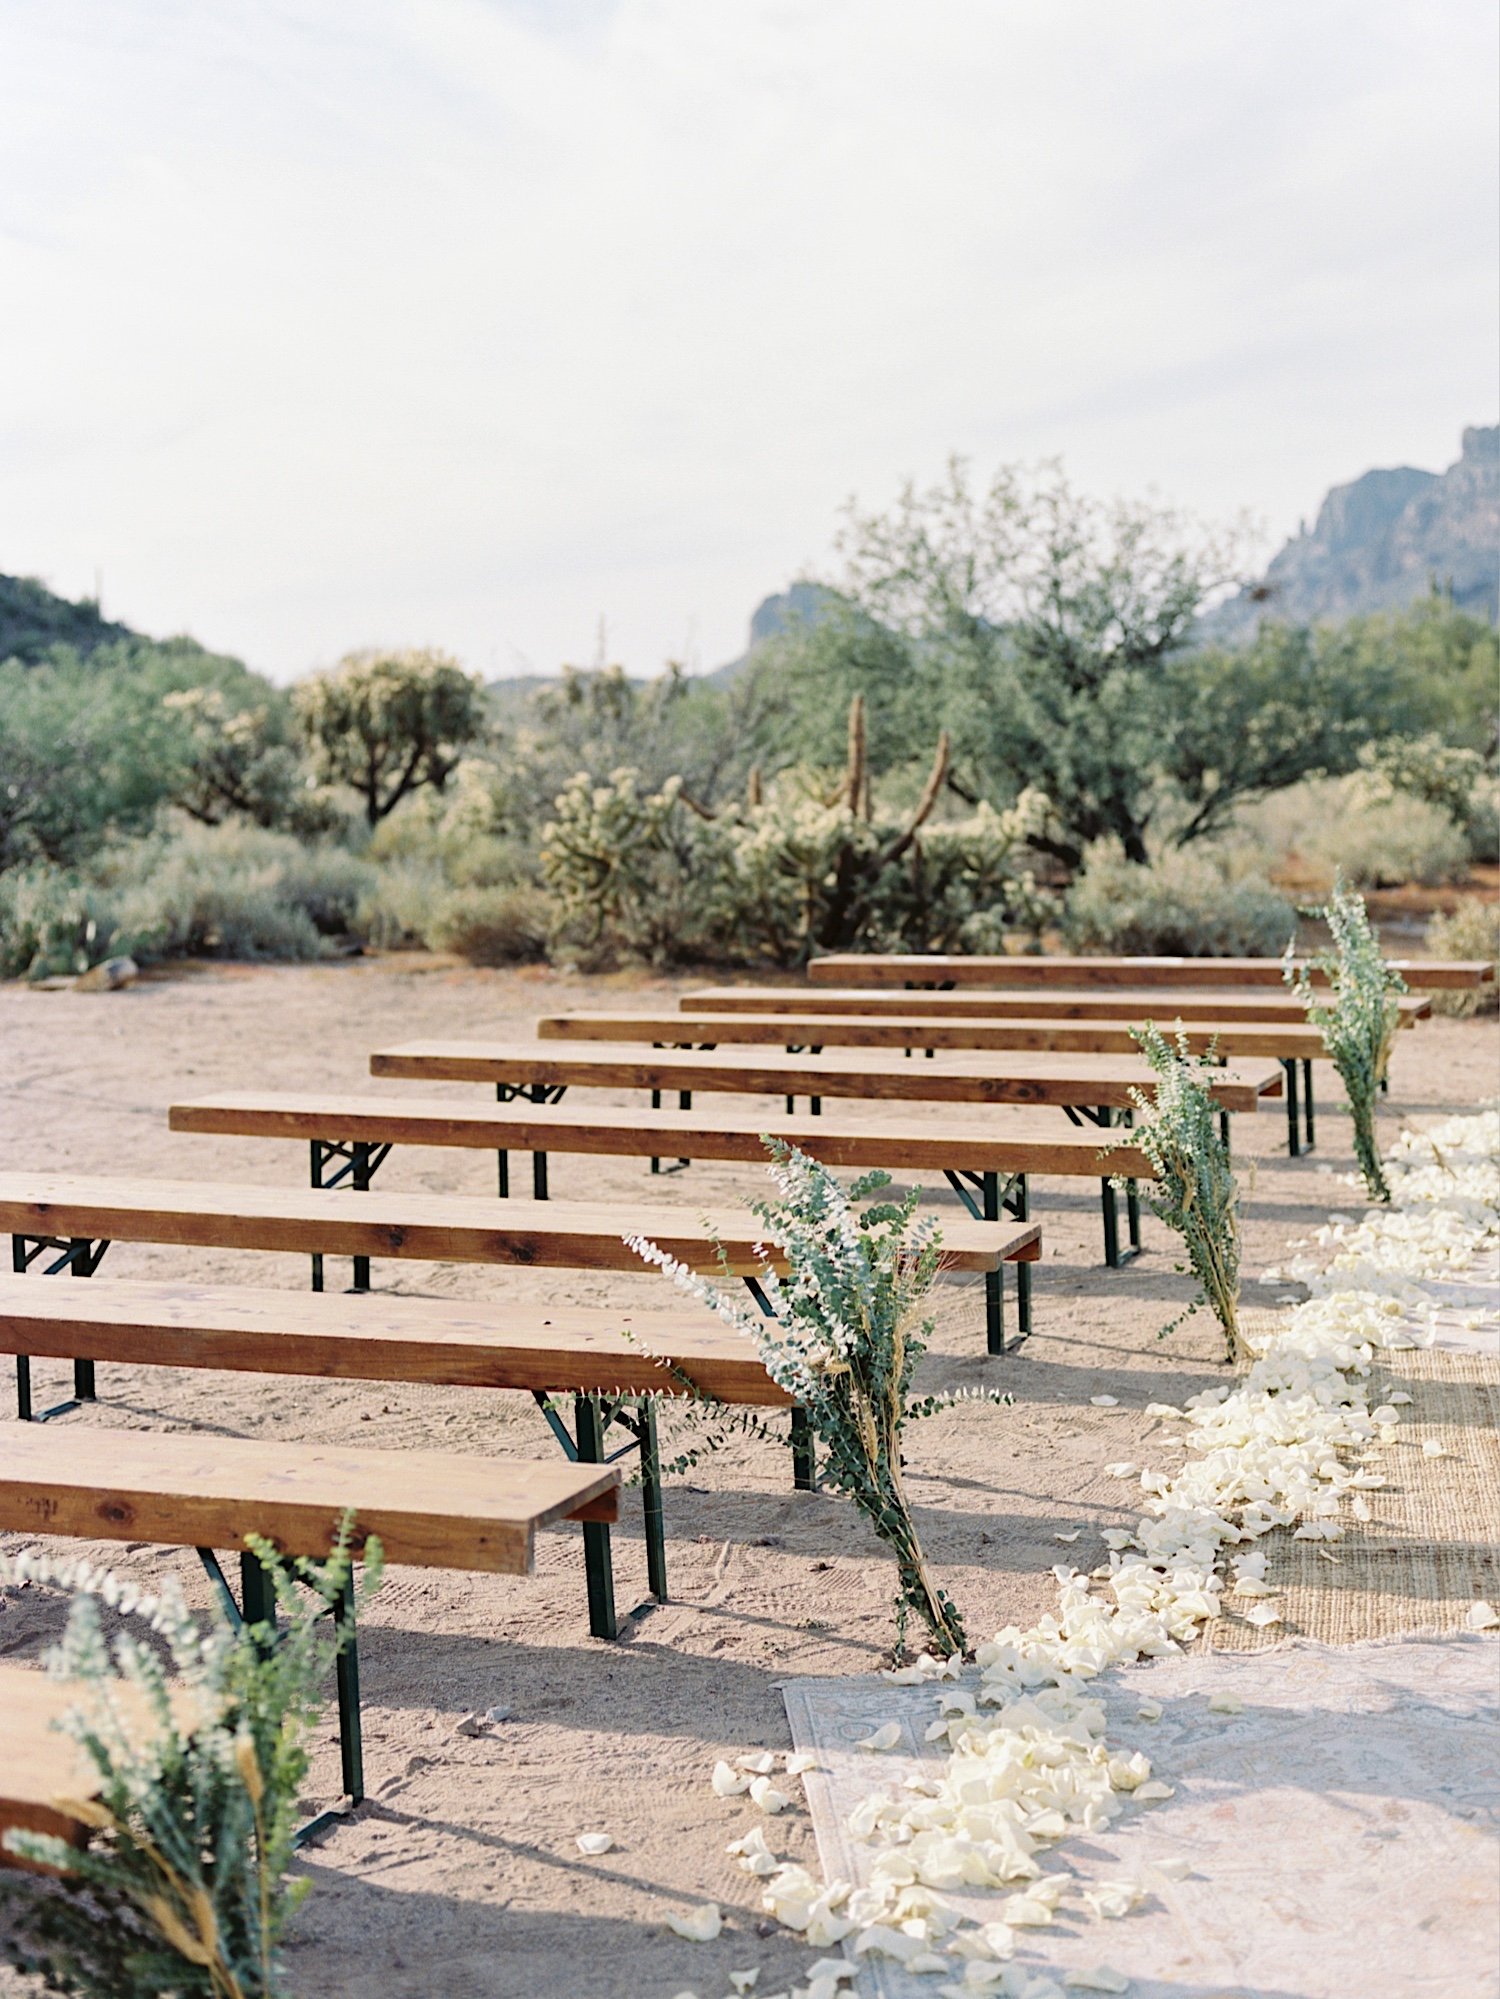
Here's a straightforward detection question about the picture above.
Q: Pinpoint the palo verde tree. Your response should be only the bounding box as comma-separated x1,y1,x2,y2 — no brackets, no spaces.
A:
294,648,489,825
828,457,1248,868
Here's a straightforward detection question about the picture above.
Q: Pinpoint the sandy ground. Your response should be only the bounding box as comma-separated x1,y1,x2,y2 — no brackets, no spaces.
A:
0,956,1494,1999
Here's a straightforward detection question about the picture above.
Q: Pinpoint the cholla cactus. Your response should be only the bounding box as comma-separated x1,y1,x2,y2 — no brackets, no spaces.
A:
1286,877,1406,1202
1,1528,382,1997
629,1147,983,1655
1127,1025,1244,1363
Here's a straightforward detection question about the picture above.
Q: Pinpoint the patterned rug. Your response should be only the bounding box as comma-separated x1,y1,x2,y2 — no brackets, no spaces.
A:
782,1632,1499,1999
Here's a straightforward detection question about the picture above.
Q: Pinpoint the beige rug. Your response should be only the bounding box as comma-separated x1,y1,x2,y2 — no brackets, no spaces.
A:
783,1631,1499,1999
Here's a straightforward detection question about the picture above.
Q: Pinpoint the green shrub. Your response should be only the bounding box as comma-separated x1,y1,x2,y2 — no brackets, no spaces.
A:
424,883,552,964
1423,897,1500,1016
1063,841,1296,957
106,825,376,964
0,867,116,979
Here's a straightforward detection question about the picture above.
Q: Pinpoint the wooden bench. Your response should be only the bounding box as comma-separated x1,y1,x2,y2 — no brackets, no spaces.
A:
0,1173,1038,1395
0,1663,196,1870
534,1009,1332,1154
808,952,1496,990
0,1423,618,1827
368,1037,1282,1117
169,1090,1149,1275
679,986,1433,1024
0,1274,783,1638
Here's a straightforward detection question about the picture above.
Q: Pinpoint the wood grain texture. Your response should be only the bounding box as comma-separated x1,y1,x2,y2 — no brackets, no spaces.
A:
808,953,1494,990
0,1666,194,1867
0,1177,1039,1273
0,1276,791,1405
536,1009,1333,1059
169,1092,1151,1179
0,1424,620,1572
679,987,1432,1023
369,1039,1282,1111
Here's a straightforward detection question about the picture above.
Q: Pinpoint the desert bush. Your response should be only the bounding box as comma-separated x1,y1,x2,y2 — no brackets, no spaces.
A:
1063,841,1296,957
1,1530,381,1997
106,825,376,964
424,883,552,964
541,701,1052,969
1423,898,1500,1016
0,867,116,979
295,648,490,825
1241,774,1471,890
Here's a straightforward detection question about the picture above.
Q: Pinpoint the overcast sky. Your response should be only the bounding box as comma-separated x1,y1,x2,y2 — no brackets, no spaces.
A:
2,0,1496,683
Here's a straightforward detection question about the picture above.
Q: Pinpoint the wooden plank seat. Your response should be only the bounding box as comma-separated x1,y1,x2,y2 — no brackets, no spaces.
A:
0,1422,619,1828
679,986,1433,1024
368,1037,1282,1116
0,1274,786,1639
0,1663,196,1870
0,1173,1037,1441
808,952,1496,990
168,1089,1148,1277
535,1009,1333,1156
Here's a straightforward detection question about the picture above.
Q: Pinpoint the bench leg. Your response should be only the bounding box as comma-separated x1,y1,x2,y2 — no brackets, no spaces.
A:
638,1400,668,1604
574,1397,618,1641
12,1233,105,1420
332,1570,365,1806
351,1144,371,1292
1302,1059,1316,1150
1006,1174,1033,1340
1283,1059,1302,1157
790,1407,815,1490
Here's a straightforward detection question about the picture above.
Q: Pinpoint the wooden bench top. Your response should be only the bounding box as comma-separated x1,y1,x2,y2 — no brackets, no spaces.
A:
369,1039,1282,1112
680,986,1432,1024
0,1423,620,1573
0,1275,792,1406
0,1664,195,1867
169,1092,1150,1179
536,1008,1334,1061
808,953,1495,990
0,1175,1039,1275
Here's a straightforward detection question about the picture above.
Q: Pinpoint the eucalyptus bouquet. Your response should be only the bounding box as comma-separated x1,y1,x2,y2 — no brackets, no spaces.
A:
1127,1024,1245,1363
1286,877,1406,1202
1,1528,381,1999
629,1145,989,1656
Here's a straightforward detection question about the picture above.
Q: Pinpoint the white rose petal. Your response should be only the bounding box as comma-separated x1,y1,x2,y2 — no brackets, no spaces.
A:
665,1903,722,1943
1244,1604,1282,1628
712,1759,752,1797
1104,1462,1138,1479
1134,1781,1175,1802
1090,1396,1119,1408
1065,1968,1131,1993
784,1752,818,1776
728,1973,760,1994
1134,1699,1163,1721
1054,1531,1082,1544
1466,1600,1500,1630
574,1832,613,1855
749,1776,791,1814
1421,1440,1448,1459
738,1750,778,1775
856,1722,904,1753
1208,1692,1244,1714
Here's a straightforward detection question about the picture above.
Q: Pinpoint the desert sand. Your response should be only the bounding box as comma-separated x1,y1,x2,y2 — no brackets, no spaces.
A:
0,956,1494,1998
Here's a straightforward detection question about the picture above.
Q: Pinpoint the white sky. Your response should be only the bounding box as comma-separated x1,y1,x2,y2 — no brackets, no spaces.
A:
1,0,1496,683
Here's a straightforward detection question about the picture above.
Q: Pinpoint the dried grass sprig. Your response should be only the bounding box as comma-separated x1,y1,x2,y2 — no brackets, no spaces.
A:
628,1144,1006,1655
0,1520,383,1997
1125,1024,1245,1363
1285,875,1406,1202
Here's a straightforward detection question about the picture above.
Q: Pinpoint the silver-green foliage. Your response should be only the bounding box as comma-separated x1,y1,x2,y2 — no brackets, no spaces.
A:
1,1530,382,1998
1127,1025,1244,1362
629,1147,998,1655
1286,877,1405,1202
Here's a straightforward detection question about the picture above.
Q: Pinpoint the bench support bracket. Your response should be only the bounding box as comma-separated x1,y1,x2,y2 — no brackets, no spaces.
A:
941,1170,1031,1352
1061,1108,1143,1268
11,1233,108,1420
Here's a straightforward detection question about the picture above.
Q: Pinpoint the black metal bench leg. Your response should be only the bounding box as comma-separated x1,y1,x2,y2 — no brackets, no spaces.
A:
1302,1059,1315,1150
333,1571,364,1806
981,1170,1006,1355
533,1150,549,1200
351,1145,371,1292
650,1087,662,1173
574,1397,618,1641
790,1407,815,1490
1283,1059,1302,1156
1101,1176,1121,1267
638,1400,668,1603
1006,1174,1033,1340
12,1235,31,1421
